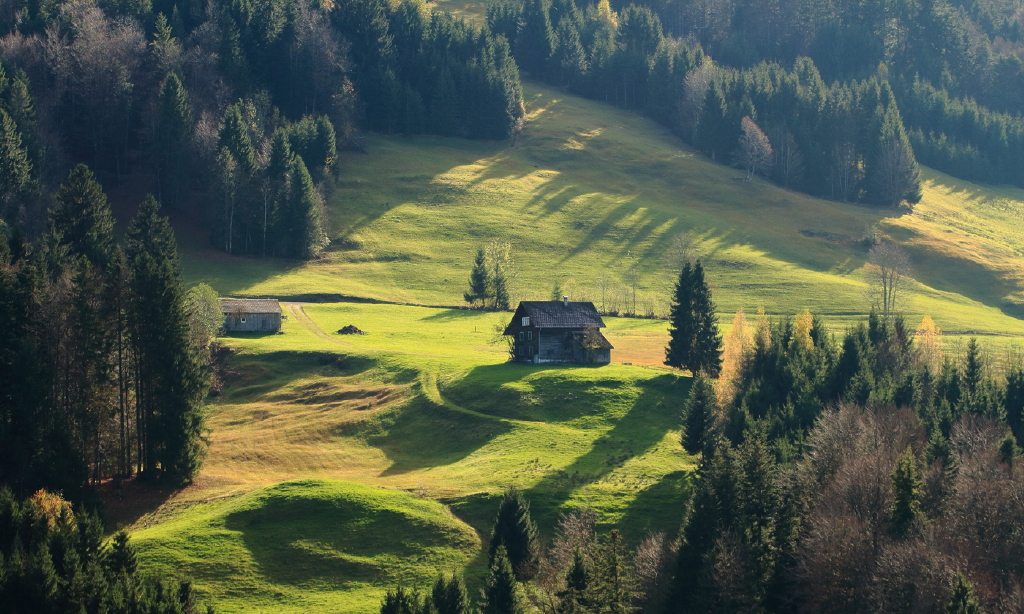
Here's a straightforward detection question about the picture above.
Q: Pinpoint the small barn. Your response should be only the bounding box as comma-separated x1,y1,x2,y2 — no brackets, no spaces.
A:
221,298,283,333
503,298,613,364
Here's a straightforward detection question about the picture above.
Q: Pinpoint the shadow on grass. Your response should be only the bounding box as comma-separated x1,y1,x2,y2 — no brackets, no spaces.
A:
524,373,689,528
99,477,178,532
361,395,513,477
444,362,629,424
615,470,692,543
219,351,379,403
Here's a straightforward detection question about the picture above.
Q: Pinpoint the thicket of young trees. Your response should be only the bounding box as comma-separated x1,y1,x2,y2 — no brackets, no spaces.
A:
0,488,213,613
0,165,213,500
0,0,524,258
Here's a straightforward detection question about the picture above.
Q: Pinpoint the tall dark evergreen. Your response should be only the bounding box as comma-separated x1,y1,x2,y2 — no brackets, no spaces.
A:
943,573,983,614
488,486,540,582
275,154,329,259
155,72,193,208
683,377,717,455
126,195,209,484
517,0,556,77
431,573,469,614
482,545,526,614
50,165,116,269
889,445,926,537
0,107,31,224
464,247,490,307
665,260,722,377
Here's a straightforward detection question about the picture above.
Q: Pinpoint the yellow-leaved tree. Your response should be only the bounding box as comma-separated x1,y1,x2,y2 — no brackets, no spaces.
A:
791,309,814,353
915,315,943,374
718,308,753,406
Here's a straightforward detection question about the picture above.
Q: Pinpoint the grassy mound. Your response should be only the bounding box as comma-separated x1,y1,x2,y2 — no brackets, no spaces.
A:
131,479,480,614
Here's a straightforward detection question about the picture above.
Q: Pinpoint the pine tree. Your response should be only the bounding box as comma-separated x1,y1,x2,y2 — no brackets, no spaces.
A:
488,486,540,582
218,102,258,177
683,377,717,455
943,573,983,614
665,260,722,377
889,445,926,537
155,72,193,208
517,0,556,77
127,195,209,483
665,262,695,369
557,548,589,613
584,530,634,614
464,247,490,307
50,164,116,269
1005,364,1024,447
483,545,526,614
0,107,32,223
104,530,137,576
431,573,469,614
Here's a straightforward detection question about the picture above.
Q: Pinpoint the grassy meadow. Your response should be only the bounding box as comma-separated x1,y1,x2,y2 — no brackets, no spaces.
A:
132,81,1024,612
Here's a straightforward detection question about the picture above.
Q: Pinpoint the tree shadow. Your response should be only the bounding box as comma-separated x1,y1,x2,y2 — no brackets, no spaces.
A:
99,477,179,531
615,470,693,543
443,362,628,425
360,395,513,477
523,374,689,526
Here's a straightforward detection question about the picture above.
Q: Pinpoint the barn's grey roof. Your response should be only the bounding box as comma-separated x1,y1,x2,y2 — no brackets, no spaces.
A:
220,298,282,314
571,330,614,349
510,301,606,330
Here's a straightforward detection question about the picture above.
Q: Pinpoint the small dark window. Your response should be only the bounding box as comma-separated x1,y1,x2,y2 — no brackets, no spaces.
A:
240,317,247,323
527,331,533,341
519,332,524,341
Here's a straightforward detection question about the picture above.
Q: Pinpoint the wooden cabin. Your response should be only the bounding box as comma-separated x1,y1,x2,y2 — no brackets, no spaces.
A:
503,298,613,364
220,298,283,333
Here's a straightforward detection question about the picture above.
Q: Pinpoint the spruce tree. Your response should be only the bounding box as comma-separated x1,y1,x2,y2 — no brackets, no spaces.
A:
127,195,209,484
683,377,717,455
558,547,589,613
50,164,116,269
483,545,526,614
665,262,695,370
218,102,258,177
517,0,556,77
943,573,983,614
690,261,723,377
584,530,634,614
889,445,925,537
0,107,31,222
464,247,490,307
488,486,540,582
156,72,193,208
431,573,469,614
665,260,722,377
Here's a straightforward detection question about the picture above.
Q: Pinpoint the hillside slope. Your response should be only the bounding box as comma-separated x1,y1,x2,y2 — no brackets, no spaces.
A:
181,82,1024,349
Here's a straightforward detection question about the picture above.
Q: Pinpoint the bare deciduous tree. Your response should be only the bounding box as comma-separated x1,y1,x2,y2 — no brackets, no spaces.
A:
867,241,912,317
679,59,717,138
768,127,804,188
735,116,772,180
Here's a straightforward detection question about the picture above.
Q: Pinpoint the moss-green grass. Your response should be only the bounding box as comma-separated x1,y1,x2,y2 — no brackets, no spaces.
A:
131,479,480,614
131,302,692,612
181,82,1024,355
140,79,1024,612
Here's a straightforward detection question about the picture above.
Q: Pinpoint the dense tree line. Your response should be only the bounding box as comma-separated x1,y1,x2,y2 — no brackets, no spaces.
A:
493,0,923,206
0,488,213,613
0,165,212,500
0,0,523,258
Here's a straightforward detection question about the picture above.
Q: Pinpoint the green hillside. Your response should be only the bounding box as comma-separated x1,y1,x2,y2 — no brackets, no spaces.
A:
131,479,481,613
181,82,1024,352
131,82,1024,612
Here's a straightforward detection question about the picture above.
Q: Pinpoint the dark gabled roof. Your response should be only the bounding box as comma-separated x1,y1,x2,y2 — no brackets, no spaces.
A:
220,298,282,315
504,301,605,334
571,330,614,349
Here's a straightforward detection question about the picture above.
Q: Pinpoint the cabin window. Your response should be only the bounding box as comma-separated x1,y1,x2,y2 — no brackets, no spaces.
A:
240,317,247,323
522,317,530,326
519,332,524,341
527,331,533,340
